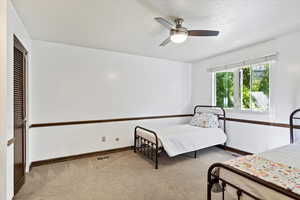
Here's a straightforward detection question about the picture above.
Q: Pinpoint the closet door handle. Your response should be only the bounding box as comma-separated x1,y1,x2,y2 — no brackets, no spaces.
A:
7,138,15,146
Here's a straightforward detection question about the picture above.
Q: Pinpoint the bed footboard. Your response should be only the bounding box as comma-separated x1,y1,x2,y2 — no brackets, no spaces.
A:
134,126,162,169
207,163,300,200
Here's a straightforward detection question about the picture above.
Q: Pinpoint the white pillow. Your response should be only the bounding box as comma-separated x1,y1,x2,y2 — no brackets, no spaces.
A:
189,113,202,127
190,113,219,128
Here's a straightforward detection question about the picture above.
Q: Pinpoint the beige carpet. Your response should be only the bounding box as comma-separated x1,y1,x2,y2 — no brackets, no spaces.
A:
15,147,235,200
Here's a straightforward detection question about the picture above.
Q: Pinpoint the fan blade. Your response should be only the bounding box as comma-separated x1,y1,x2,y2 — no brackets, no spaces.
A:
159,37,171,47
188,30,219,36
154,17,175,30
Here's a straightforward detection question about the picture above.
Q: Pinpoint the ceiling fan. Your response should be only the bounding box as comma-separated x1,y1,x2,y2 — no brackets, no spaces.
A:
154,17,220,46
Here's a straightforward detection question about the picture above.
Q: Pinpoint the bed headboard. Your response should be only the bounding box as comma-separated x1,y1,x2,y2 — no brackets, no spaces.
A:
193,105,226,134
290,108,300,144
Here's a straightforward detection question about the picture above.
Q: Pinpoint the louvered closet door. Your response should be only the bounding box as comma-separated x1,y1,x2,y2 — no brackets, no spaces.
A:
13,44,26,194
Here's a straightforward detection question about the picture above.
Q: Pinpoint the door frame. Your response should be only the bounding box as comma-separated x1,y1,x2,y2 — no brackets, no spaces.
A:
13,35,28,195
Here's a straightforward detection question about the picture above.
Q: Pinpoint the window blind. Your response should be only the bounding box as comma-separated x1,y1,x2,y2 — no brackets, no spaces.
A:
207,53,278,72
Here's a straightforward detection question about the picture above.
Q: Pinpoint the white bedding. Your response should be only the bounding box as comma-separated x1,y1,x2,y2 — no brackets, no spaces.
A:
137,124,227,157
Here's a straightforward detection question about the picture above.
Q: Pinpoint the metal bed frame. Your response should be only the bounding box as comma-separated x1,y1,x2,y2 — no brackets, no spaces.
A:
290,108,300,144
207,108,300,200
134,105,226,169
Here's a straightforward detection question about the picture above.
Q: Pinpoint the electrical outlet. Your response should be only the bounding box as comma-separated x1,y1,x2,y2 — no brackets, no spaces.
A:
101,136,106,142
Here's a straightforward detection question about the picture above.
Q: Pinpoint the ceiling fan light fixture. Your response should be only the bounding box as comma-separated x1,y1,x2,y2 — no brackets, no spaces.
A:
170,32,188,43
155,17,219,47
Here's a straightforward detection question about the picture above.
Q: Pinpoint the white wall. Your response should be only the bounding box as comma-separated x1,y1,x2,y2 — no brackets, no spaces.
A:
30,117,191,162
29,40,192,162
0,0,8,199
6,1,32,199
192,31,300,153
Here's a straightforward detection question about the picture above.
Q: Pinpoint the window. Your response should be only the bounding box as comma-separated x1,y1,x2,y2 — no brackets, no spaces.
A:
215,71,235,108
240,64,270,111
214,62,270,112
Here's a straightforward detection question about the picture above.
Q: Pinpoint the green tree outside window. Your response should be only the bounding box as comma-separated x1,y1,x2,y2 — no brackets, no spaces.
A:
215,72,234,108
215,63,269,111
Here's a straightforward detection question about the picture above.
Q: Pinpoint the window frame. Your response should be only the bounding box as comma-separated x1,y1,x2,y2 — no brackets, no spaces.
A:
212,62,271,114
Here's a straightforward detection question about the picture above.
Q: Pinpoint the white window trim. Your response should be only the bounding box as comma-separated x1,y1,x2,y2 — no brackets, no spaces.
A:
207,53,278,72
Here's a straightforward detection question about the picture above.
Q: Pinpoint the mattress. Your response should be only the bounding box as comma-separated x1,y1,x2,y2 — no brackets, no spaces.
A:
136,124,227,157
219,143,300,200
259,143,300,168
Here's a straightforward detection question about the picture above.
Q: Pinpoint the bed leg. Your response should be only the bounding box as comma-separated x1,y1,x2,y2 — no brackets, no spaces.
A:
194,151,197,158
134,140,136,153
207,165,216,200
237,190,242,200
134,127,137,153
155,148,158,169
207,181,212,200
222,182,226,200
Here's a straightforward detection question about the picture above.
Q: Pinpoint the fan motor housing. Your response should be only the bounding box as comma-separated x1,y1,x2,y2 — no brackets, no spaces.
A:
174,18,184,28
170,27,188,36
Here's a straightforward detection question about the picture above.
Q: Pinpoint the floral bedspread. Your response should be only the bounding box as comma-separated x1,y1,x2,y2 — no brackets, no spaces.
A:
224,155,300,195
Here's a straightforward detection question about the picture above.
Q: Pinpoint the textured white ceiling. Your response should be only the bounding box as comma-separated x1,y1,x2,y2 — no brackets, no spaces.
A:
12,0,300,62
